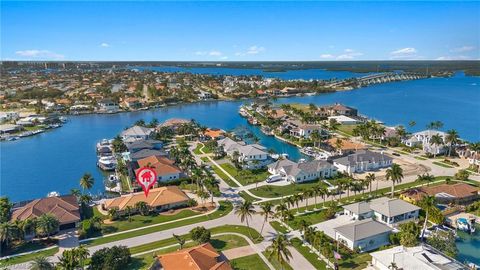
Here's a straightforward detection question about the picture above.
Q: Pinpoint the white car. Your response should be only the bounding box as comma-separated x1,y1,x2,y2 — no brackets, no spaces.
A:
266,174,283,183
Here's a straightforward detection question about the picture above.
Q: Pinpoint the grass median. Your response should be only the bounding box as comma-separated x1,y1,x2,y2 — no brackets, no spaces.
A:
291,238,327,270
0,247,59,267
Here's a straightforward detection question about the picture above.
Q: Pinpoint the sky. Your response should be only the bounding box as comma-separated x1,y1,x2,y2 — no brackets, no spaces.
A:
1,1,479,61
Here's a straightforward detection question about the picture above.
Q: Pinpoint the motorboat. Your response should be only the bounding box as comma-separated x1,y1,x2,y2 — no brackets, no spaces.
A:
456,217,476,233
97,156,117,171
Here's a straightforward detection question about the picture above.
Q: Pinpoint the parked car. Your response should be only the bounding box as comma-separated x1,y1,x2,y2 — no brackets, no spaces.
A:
266,174,283,183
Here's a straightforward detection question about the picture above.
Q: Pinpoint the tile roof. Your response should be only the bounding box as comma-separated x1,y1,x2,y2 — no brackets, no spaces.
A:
334,218,392,242
158,243,232,270
421,183,479,199
103,186,190,211
11,195,80,225
136,156,182,176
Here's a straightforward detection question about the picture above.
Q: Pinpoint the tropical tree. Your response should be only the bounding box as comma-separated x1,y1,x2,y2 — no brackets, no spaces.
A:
135,201,150,216
385,163,403,198
365,173,376,195
125,206,134,222
445,129,460,157
108,208,119,221
35,214,59,239
266,234,292,270
298,219,311,236
259,202,274,235
173,233,186,249
292,193,303,213
303,190,314,209
79,173,94,191
30,256,54,270
0,197,13,223
57,249,79,270
190,226,211,244
0,222,19,248
235,200,256,240
419,195,437,240
204,177,220,205
430,134,444,158
75,245,90,269
70,188,81,198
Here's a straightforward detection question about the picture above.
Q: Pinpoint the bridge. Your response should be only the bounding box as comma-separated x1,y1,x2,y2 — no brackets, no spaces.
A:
327,72,428,88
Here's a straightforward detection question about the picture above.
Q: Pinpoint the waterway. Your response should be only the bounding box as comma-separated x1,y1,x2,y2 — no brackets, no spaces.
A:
1,70,479,202
456,225,480,266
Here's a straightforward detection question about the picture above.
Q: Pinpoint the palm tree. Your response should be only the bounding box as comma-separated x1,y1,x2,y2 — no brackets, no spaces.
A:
108,208,118,221
21,218,37,238
334,138,344,155
293,193,303,213
70,188,81,198
259,202,274,235
204,177,220,205
430,134,444,158
0,222,18,248
75,245,90,268
385,163,404,198
30,256,54,270
313,231,327,253
235,200,256,240
303,190,313,210
266,234,292,270
57,249,79,270
135,201,150,216
36,214,59,239
365,173,375,195
79,173,94,191
298,219,311,236
173,233,186,249
79,194,92,207
312,185,321,209
125,206,134,222
445,129,459,157
419,195,436,241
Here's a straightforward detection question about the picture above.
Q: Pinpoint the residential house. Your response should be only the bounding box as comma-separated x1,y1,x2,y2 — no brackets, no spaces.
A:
129,149,168,161
197,90,213,100
97,99,119,113
369,197,420,227
0,124,22,134
334,219,392,252
333,150,393,174
327,115,360,125
400,183,479,205
102,186,190,214
203,128,226,140
11,195,80,238
316,103,358,117
404,130,448,155
154,243,233,270
121,97,142,110
0,111,19,123
342,197,420,227
158,118,192,131
370,245,466,270
289,123,327,139
217,137,271,169
135,155,183,182
268,159,337,183
325,138,366,155
120,125,155,142
126,139,163,153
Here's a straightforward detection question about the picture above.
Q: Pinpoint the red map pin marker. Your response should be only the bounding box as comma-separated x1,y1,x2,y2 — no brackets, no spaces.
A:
136,167,157,197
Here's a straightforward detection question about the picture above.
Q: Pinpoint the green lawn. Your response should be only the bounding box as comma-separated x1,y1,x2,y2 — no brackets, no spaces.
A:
249,181,327,198
83,201,233,247
339,253,371,270
95,209,201,237
0,247,59,267
231,254,270,270
193,143,204,155
433,161,454,168
287,209,337,230
239,191,260,202
211,164,239,187
337,124,359,136
210,234,249,251
269,221,290,234
219,163,270,186
1,239,57,257
291,238,327,270
263,251,294,270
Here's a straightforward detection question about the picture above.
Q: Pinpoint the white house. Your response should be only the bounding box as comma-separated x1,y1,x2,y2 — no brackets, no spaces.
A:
0,112,20,123
333,150,393,174
218,137,270,169
342,197,420,227
198,90,212,100
121,125,155,141
268,159,336,183
327,115,360,125
289,123,327,139
334,219,392,252
404,130,447,155
370,245,463,270
97,99,119,113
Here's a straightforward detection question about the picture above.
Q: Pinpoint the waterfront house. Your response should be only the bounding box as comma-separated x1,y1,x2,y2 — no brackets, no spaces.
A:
342,197,420,227
97,99,119,113
121,125,155,141
121,97,142,110
0,111,19,123
129,148,168,161
154,242,233,270
102,186,190,214
400,183,479,205
197,90,213,100
369,197,420,227
327,115,360,125
11,195,80,238
316,103,358,117
289,123,327,139
202,128,226,140
0,123,22,134
217,137,271,169
334,219,392,252
325,138,366,155
135,155,183,182
370,245,465,270
268,159,337,183
404,130,448,155
157,118,192,131
333,150,393,174
126,139,163,153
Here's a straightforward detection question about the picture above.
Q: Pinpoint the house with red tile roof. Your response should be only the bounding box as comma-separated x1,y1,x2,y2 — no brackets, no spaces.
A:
136,155,183,182
155,243,232,270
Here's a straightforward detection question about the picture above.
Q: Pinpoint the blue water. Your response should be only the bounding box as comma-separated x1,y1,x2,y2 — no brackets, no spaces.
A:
133,66,374,80
1,70,479,202
456,225,480,265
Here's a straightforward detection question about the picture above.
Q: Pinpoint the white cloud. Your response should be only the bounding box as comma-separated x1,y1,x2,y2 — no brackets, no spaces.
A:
100,43,110,48
436,55,472,60
390,47,417,55
236,45,266,56
450,46,476,53
220,56,228,60
320,54,335,59
209,51,222,56
15,50,64,60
